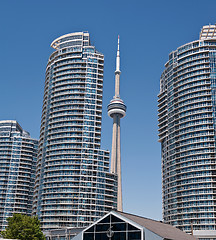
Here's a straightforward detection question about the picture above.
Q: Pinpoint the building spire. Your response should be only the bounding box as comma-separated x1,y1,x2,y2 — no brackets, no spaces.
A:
115,36,121,98
116,35,120,73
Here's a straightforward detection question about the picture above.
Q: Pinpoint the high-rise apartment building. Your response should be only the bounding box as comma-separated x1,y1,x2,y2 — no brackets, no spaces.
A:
0,120,38,230
158,25,216,236
34,32,117,230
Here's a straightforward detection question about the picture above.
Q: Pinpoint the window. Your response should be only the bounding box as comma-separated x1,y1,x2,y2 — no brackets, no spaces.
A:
83,214,141,240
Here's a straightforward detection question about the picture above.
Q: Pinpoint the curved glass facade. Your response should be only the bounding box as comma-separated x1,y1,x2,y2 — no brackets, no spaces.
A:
158,25,216,233
34,32,117,230
0,120,38,230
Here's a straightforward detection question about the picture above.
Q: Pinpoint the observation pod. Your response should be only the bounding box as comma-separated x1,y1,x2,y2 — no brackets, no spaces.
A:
107,98,126,118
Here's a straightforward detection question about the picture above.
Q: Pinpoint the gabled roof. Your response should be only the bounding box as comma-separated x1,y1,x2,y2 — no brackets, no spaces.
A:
115,211,196,240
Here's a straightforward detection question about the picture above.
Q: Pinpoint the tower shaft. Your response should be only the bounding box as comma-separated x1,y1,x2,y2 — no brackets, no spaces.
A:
115,73,120,98
110,114,122,211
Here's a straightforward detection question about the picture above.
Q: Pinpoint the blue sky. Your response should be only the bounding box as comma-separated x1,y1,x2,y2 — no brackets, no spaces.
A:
1,0,216,220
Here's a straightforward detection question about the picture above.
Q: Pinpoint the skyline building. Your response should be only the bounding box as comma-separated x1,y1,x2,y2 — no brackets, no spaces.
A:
158,25,216,237
0,120,38,230
33,32,117,230
108,36,126,211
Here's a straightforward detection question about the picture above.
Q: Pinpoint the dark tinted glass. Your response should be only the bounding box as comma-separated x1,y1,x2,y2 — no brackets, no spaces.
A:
84,233,94,240
128,223,139,231
111,214,124,223
96,224,110,232
95,233,109,240
85,226,95,233
112,223,126,231
113,232,126,240
99,215,110,224
128,231,141,240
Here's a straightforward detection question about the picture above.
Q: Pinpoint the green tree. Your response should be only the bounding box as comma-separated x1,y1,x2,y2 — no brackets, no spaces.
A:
1,213,45,240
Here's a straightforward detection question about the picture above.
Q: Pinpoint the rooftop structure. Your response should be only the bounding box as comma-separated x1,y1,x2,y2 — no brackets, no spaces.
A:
200,24,216,40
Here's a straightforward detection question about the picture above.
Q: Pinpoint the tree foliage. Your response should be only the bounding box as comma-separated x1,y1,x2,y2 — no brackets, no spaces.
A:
1,213,45,240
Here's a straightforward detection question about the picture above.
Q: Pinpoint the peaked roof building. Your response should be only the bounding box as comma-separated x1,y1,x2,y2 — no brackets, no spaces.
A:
72,211,196,240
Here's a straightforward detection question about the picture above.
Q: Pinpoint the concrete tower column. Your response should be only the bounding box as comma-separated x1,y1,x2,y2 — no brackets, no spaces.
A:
116,115,122,211
115,74,120,98
110,115,118,173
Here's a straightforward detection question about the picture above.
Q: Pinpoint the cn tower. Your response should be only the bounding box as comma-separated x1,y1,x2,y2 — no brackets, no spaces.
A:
107,36,126,211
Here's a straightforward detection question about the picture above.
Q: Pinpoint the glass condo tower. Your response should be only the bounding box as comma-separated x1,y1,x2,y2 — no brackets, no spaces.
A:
158,25,216,236
0,120,38,230
158,25,216,235
33,32,117,230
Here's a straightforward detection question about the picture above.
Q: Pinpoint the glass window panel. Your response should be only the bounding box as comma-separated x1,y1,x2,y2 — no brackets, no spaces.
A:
96,224,110,232
85,225,95,233
128,231,141,240
99,215,110,224
113,232,126,240
84,233,94,240
128,223,139,231
112,223,126,231
111,214,124,223
95,233,109,240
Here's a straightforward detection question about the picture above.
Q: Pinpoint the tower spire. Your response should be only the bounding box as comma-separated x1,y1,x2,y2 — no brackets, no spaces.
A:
108,36,127,211
116,35,120,73
114,35,121,98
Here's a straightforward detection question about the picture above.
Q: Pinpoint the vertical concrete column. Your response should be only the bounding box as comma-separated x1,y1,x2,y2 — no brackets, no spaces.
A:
115,74,120,98
117,115,122,211
110,114,122,211
111,115,117,173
